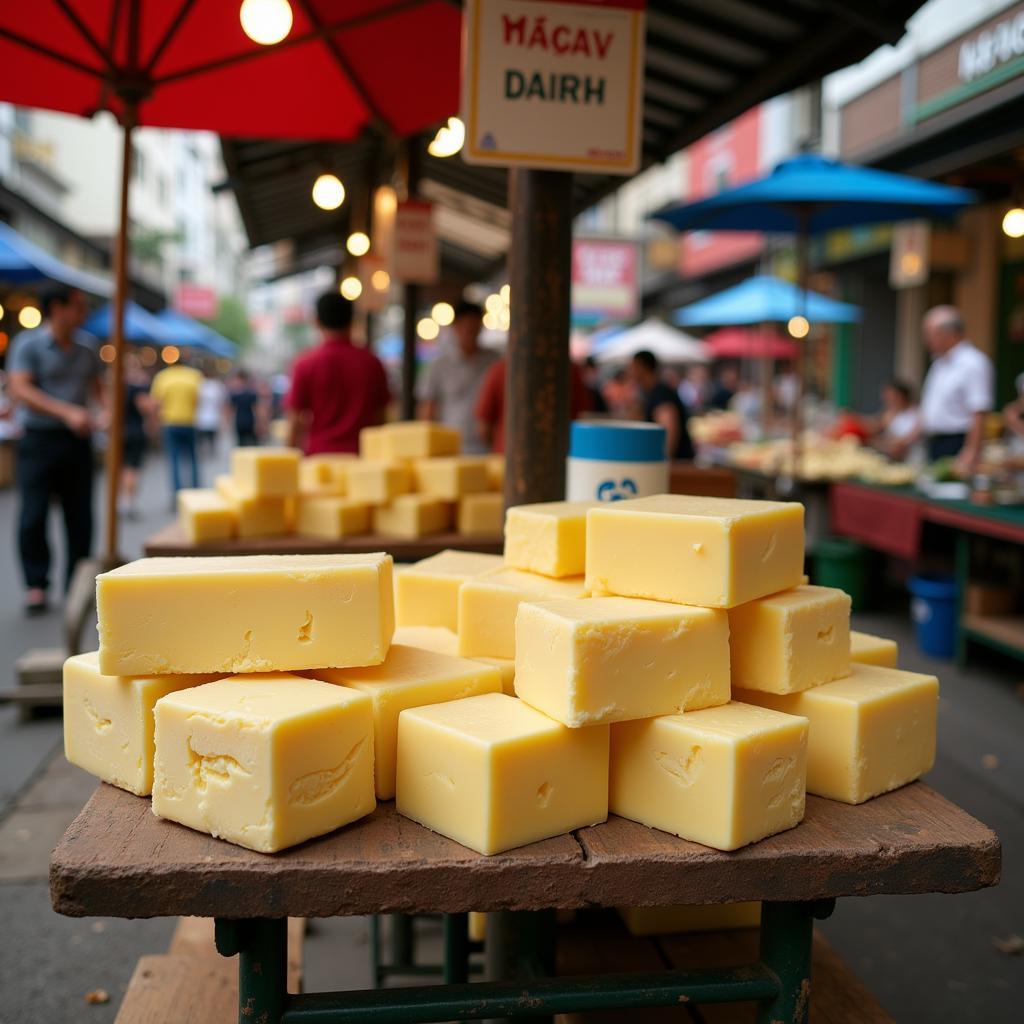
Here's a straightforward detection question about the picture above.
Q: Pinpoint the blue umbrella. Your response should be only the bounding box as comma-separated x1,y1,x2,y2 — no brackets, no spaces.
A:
85,300,177,346
0,221,112,296
155,308,237,360
674,275,861,327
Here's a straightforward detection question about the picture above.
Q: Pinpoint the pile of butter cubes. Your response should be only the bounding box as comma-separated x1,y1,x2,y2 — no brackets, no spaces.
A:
177,423,505,544
64,493,938,857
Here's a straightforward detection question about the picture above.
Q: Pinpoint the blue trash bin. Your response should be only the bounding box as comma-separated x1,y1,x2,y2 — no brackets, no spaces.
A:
908,574,958,659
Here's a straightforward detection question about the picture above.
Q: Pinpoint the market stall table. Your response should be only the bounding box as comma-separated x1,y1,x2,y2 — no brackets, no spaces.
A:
50,781,999,1023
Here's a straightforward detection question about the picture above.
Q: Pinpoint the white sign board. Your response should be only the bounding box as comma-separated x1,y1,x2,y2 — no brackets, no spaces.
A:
462,0,645,174
392,200,439,285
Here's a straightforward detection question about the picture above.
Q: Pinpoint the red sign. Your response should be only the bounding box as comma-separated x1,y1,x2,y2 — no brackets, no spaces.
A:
571,238,639,322
392,200,439,285
174,284,218,320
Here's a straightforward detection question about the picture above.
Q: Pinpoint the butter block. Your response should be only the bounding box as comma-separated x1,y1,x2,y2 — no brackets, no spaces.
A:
347,461,413,504
396,692,609,855
63,652,222,796
734,663,938,804
380,421,461,459
729,585,851,694
413,456,488,499
476,656,515,696
373,495,450,538
215,475,289,538
457,492,504,536
97,553,394,676
618,903,761,936
393,625,459,657
359,425,388,461
395,549,503,631
177,489,236,544
231,447,300,497
299,454,356,497
515,597,730,726
295,496,371,539
485,454,504,491
505,501,598,578
610,702,808,851
850,630,898,668
586,495,804,609
307,645,501,799
458,567,588,659
152,674,375,852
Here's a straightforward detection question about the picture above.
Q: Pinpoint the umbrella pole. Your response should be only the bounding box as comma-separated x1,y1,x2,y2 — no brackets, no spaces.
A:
103,107,136,564
759,323,771,439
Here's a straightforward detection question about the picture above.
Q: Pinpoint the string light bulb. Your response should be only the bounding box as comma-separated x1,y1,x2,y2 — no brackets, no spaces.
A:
431,302,454,326
427,117,465,158
312,173,345,211
499,284,510,304
417,317,439,340
346,232,370,257
371,270,391,291
1003,207,1024,238
161,345,180,364
99,344,116,363
18,306,41,329
340,276,362,300
240,0,293,45
787,315,810,339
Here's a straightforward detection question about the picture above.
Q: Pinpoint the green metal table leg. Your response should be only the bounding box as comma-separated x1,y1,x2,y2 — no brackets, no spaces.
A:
443,913,470,984
216,917,288,1024
369,914,383,987
390,913,415,971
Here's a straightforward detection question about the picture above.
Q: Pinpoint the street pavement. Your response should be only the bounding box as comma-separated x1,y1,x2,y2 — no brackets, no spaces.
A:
0,449,1019,1022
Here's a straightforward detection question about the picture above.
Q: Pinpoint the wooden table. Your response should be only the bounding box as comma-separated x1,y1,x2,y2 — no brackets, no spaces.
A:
50,781,999,1023
143,523,504,561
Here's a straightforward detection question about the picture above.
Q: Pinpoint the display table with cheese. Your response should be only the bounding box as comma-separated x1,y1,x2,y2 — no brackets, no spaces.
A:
51,496,1000,1024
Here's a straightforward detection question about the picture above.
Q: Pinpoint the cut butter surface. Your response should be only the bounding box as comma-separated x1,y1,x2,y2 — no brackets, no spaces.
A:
152,674,375,853
850,630,898,668
177,489,235,544
392,626,515,695
396,549,503,631
734,662,938,804
413,456,488,500
729,585,851,694
396,692,609,855
231,447,300,497
63,652,222,796
376,422,461,460
346,461,413,504
215,475,289,538
515,596,730,727
458,492,504,536
585,495,804,609
373,495,450,538
97,553,394,676
504,501,599,578
298,454,355,496
295,496,370,539
306,644,501,799
610,702,808,851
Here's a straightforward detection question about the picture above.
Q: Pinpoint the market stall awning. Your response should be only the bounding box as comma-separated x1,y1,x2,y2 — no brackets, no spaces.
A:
702,326,798,360
595,318,707,365
155,308,238,359
84,300,177,346
0,221,112,296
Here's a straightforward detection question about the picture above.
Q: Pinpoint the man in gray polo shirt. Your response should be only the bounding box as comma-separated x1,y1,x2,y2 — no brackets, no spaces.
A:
7,283,104,614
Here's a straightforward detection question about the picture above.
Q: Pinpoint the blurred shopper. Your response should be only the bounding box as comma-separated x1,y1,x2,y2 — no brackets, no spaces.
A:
230,369,262,446
195,366,228,455
151,354,202,495
679,364,710,413
6,284,104,614
708,364,739,410
416,301,498,453
1002,373,1024,452
120,352,153,519
287,292,390,454
773,361,800,413
629,349,694,460
581,356,609,414
870,380,919,458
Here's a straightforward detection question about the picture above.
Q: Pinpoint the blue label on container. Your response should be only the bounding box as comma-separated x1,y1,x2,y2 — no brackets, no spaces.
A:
570,421,665,463
596,478,638,501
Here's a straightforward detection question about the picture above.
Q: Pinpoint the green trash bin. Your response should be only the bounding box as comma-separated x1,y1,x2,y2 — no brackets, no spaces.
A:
812,537,873,611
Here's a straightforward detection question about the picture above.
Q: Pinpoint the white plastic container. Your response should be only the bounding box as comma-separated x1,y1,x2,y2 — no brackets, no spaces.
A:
565,421,668,502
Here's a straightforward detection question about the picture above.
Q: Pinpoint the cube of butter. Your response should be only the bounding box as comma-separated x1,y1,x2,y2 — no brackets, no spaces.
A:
850,630,898,668
729,585,851,694
359,425,388,461
307,644,502,799
485,454,504,491
457,492,504,536
395,549,503,631
216,475,289,538
413,456,488,500
152,674,376,853
515,597,730,727
586,495,805,609
380,421,461,460
373,495,450,538
177,489,236,544
458,567,588,659
734,662,938,804
347,461,413,504
97,553,394,675
505,501,598,578
295,496,371,539
475,656,515,696
299,454,356,497
392,625,460,657
63,652,222,796
231,447,300,497
396,692,609,855
610,702,808,851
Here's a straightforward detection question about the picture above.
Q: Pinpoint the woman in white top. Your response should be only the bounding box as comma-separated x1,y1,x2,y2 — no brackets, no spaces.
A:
195,367,228,455
871,379,920,459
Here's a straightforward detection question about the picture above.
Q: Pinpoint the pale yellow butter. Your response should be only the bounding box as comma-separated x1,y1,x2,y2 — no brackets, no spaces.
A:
359,425,388,461
413,456,489,499
485,454,504,491
378,422,461,460
392,625,459,656
457,492,504,536
396,692,609,855
586,495,805,609
347,461,414,504
850,630,898,668
504,501,598,578
299,454,356,496
97,553,394,675
395,549,503,631
231,447,300,497
215,475,289,538
610,702,808,851
295,496,371,539
373,495,450,538
515,596,730,727
475,655,516,696
177,489,236,544
152,674,376,853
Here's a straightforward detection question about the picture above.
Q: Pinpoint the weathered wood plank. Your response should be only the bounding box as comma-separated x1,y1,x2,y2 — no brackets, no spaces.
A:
114,954,237,1024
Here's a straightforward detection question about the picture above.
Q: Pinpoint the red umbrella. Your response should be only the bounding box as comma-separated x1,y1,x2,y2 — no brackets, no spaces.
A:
702,327,798,361
0,0,461,558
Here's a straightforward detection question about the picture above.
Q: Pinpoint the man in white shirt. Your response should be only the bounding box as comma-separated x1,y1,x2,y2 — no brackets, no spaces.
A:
893,306,993,471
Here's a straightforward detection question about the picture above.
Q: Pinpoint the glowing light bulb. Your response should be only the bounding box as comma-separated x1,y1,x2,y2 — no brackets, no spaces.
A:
484,293,502,314
340,276,362,300
1003,207,1024,238
0,302,5,318
140,346,157,367
427,117,465,158
482,311,498,331
162,345,180,364
99,344,116,363
346,232,370,257
499,284,510,304
417,317,439,341
371,270,391,291
312,173,345,211
431,302,454,326
18,306,41,329
787,315,810,339
240,0,293,45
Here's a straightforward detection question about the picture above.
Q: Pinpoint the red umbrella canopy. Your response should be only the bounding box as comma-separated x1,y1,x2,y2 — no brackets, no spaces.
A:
0,0,461,139
703,327,798,361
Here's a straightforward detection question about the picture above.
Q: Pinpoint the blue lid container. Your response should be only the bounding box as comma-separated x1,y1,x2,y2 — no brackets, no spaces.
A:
569,421,666,463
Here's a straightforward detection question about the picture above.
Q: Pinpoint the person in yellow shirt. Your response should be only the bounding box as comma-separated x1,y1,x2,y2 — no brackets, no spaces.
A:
150,358,203,494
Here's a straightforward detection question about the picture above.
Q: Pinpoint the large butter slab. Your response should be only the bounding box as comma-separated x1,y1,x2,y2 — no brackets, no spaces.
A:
373,495,450,538
458,492,504,536
413,456,488,499
347,461,414,504
729,585,851,694
97,553,394,675
515,597,730,726
396,692,609,855
586,495,804,608
458,567,588,659
152,674,375,852
63,652,222,796
295,496,371,539
231,447,300,497
177,489,236,544
734,662,938,804
379,422,461,460
299,454,356,496
393,626,514,695
505,501,598,578
610,702,808,851
395,549,503,631
215,475,289,538
307,644,501,799
850,630,898,668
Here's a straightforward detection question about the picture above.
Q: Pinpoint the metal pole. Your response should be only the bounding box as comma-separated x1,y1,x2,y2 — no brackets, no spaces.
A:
790,217,810,480
505,169,573,508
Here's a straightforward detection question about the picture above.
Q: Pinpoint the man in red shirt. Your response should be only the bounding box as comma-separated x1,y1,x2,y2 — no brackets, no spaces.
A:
287,292,391,454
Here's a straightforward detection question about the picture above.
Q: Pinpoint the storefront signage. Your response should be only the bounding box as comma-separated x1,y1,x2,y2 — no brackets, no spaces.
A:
462,0,645,174
958,7,1024,83
392,200,439,285
174,283,217,320
571,238,639,322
